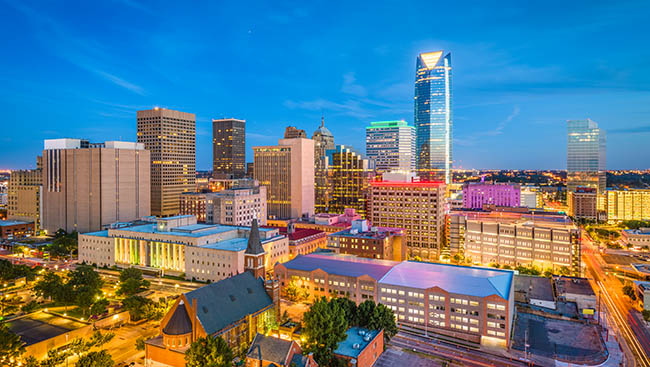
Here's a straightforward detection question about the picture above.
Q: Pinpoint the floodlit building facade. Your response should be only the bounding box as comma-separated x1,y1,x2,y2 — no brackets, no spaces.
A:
42,139,150,234
462,182,521,209
212,118,246,179
606,189,650,222
414,51,452,183
253,138,315,220
365,120,415,173
137,108,196,217
568,187,598,220
327,219,407,261
325,145,374,218
369,180,446,260
7,160,42,231
567,119,606,194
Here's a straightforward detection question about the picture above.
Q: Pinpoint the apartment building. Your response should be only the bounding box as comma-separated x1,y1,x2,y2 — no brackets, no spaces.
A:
79,215,288,282
7,160,42,231
369,180,446,260
447,210,581,275
42,139,150,234
568,187,598,220
606,189,650,222
327,219,406,261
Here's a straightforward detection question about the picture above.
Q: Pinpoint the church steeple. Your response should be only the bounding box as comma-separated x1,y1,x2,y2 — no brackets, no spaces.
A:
244,219,266,279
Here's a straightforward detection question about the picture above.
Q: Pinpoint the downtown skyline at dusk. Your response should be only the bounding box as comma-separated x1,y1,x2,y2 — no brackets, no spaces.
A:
1,1,649,170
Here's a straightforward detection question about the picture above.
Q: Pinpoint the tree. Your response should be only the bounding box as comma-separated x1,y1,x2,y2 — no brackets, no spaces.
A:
135,337,146,351
0,325,25,367
284,280,308,303
20,300,39,313
185,336,234,367
117,268,150,296
88,330,115,348
357,300,376,327
122,295,151,321
68,265,103,293
623,284,637,301
33,272,66,301
302,297,348,366
76,286,96,317
366,303,398,342
50,231,78,259
21,356,39,367
41,349,66,367
90,299,110,319
76,350,114,367
642,310,650,322
331,297,359,327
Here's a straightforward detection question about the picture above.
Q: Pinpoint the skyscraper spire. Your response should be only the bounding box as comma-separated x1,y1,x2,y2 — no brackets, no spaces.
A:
321,115,325,128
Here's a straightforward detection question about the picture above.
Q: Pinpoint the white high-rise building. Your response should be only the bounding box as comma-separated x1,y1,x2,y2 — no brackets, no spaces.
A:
365,120,415,173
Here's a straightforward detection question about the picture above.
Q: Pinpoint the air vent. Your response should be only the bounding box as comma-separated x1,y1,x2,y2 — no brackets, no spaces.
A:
229,295,236,302
202,306,209,314
247,288,254,294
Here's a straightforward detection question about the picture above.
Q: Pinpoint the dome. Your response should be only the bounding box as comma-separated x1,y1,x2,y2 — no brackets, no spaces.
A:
313,117,333,138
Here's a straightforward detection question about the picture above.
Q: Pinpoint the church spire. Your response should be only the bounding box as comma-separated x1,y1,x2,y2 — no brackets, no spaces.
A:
245,218,265,255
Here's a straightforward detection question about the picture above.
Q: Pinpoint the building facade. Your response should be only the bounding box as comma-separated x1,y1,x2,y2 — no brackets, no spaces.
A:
273,224,327,259
137,108,196,217
414,51,452,183
42,139,150,234
180,183,267,226
327,219,407,261
313,118,335,213
79,215,288,282
447,210,581,275
284,126,307,139
568,187,598,220
606,189,650,222
623,228,650,249
0,220,35,240
7,163,42,231
325,145,373,218
462,182,521,210
365,120,415,173
212,118,246,179
369,180,446,261
567,119,606,194
253,138,315,220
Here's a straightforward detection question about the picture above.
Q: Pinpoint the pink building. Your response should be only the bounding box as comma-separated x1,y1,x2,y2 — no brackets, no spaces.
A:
462,183,520,209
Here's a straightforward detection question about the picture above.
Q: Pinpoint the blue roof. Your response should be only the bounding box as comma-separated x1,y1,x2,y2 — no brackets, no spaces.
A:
83,230,109,237
334,327,381,358
281,253,397,280
113,223,276,239
379,261,514,300
160,215,195,220
0,220,31,226
200,238,248,251
183,272,273,335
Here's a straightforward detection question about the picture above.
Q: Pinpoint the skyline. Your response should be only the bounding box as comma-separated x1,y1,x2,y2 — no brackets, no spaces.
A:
2,1,650,170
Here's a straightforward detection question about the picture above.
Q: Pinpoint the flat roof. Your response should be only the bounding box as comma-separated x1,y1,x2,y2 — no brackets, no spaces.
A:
379,261,514,300
0,220,32,226
281,253,398,280
113,223,276,238
514,275,555,302
335,327,381,358
625,228,650,236
159,215,195,221
331,227,404,239
83,230,109,237
553,276,595,296
200,238,248,252
634,281,650,291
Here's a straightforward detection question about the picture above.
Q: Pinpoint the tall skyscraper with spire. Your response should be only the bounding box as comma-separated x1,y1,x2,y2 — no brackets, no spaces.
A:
312,117,335,212
414,51,452,183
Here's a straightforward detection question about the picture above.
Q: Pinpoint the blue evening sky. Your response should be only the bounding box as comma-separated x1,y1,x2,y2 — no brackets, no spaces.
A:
1,0,649,170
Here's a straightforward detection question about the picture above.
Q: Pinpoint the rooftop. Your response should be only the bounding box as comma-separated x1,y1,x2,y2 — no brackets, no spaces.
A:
199,237,248,251
273,227,326,242
514,275,555,302
625,228,650,236
632,263,650,274
634,281,650,291
109,223,276,239
331,227,404,240
0,220,32,227
247,334,294,364
280,253,398,280
370,180,444,188
379,261,514,300
334,327,381,358
554,276,596,297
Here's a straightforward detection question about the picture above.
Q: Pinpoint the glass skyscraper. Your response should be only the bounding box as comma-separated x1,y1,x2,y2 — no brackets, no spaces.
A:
414,51,452,183
567,119,606,194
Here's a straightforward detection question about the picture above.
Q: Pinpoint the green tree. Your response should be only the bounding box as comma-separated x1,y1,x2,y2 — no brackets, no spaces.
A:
331,297,359,326
356,300,376,327
21,355,39,367
185,336,234,367
0,325,25,367
41,349,66,367
33,272,66,301
122,295,151,321
76,286,97,317
135,337,146,351
90,299,110,318
20,300,39,313
75,350,114,367
366,303,398,342
88,330,115,348
285,280,308,302
117,268,150,296
302,297,348,366
50,230,78,259
68,265,103,293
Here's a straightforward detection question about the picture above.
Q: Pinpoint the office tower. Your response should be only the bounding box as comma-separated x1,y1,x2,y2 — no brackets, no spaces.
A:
313,117,335,212
447,210,581,275
365,120,416,173
606,189,650,222
326,145,374,217
7,157,42,231
212,118,246,179
520,186,543,209
369,179,446,260
568,187,598,220
567,119,606,194
462,182,521,209
284,126,307,139
253,138,315,219
246,162,254,178
137,107,196,217
415,51,453,183
42,139,150,234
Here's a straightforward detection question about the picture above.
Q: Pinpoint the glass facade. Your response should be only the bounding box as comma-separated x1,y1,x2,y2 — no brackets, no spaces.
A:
365,120,416,173
414,51,452,183
567,119,606,194
325,145,373,217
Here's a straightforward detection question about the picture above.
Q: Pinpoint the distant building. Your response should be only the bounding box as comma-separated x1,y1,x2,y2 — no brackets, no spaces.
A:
568,187,598,220
7,159,42,231
325,145,374,217
246,334,318,367
145,272,280,367
137,108,196,217
334,328,384,367
212,118,246,179
447,210,581,275
327,219,406,261
0,220,35,240
553,276,596,318
274,224,327,259
254,138,315,219
415,51,452,183
623,228,650,249
246,162,254,178
369,180,446,260
606,189,650,222
79,216,288,282
284,126,307,139
520,186,543,209
462,182,520,209
293,208,362,234
313,118,335,213
567,119,606,195
42,139,150,234
633,281,650,311
365,120,415,173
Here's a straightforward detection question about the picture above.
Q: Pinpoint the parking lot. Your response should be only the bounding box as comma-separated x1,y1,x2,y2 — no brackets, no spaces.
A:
375,346,445,367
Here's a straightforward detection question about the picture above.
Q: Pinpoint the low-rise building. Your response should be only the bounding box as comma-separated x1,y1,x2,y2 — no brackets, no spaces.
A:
0,220,35,240
568,187,598,220
622,228,650,250
327,219,406,261
294,208,361,234
553,276,597,318
245,333,318,367
274,224,327,259
633,281,650,311
334,327,384,367
514,275,556,310
79,216,288,282
145,272,280,367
